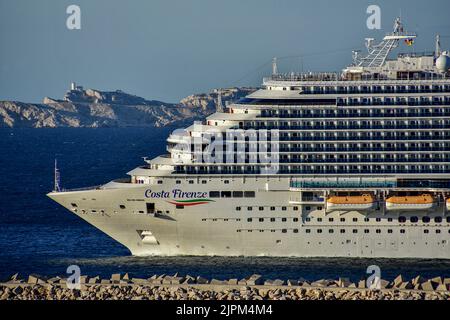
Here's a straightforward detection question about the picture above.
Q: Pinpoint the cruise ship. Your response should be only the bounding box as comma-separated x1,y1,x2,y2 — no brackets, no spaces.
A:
48,18,450,258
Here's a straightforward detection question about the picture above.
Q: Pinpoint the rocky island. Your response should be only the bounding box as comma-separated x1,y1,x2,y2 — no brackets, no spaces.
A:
0,83,255,128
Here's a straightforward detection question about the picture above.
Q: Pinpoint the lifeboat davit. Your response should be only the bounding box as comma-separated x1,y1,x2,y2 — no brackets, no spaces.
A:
385,194,435,211
326,194,376,211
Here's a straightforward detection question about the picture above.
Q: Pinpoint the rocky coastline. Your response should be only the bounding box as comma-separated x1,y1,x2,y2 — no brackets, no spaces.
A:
0,86,255,128
1,273,450,300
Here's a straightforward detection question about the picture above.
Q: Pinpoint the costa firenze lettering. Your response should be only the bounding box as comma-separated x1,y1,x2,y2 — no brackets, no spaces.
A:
145,189,207,199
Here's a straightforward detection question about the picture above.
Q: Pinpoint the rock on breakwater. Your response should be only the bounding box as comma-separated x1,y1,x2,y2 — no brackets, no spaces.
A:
1,273,450,300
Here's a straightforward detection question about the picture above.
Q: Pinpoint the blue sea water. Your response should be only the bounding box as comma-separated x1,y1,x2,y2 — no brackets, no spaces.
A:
1,127,450,282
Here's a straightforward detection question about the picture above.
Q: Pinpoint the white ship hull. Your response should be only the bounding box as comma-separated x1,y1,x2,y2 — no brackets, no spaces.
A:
48,177,450,259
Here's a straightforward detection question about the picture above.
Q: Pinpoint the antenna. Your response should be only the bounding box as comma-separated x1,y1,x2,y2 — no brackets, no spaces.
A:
54,159,61,192
436,34,441,58
272,57,278,76
216,90,223,113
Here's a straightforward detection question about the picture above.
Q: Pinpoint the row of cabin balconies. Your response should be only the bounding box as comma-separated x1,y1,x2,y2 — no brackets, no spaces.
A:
298,84,450,95
181,153,450,164
277,133,450,141
259,109,450,118
239,122,449,130
174,165,450,175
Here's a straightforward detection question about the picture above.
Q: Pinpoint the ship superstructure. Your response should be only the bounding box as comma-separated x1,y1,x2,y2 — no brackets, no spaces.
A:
49,19,450,258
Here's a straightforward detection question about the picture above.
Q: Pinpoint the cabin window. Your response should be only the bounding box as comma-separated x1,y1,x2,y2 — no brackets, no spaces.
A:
317,218,322,222
209,191,220,198
340,218,345,222
352,229,358,234
317,229,322,233
176,205,184,209
422,216,430,223
175,180,181,184
270,207,276,211
259,218,264,222
119,205,126,209
244,191,256,198
410,216,418,223
376,229,381,234
233,191,243,198
400,229,406,234
71,203,77,207
293,206,299,211
282,218,287,222
399,216,406,223
435,217,442,223
293,229,299,233
188,180,194,184
201,180,207,184
247,218,252,222
281,206,287,211
352,218,358,222
247,207,253,211
388,229,393,233
236,206,241,211
340,229,345,234
306,229,311,233
436,229,441,234
157,180,163,184
424,229,429,234
270,218,275,222
282,229,287,233
328,229,334,234
293,218,299,222
364,229,369,233
221,191,232,198
258,206,264,211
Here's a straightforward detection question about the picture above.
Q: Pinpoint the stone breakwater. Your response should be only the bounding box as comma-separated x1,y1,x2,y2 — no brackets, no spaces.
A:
1,273,450,300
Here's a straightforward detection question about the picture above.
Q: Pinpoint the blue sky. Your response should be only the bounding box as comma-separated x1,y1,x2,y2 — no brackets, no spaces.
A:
1,0,450,103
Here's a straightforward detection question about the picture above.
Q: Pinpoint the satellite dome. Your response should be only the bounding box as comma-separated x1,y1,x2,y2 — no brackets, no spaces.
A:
436,52,450,72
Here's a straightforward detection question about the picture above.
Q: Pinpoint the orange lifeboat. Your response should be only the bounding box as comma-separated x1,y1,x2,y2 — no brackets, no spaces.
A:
447,198,450,211
386,194,435,211
327,193,376,211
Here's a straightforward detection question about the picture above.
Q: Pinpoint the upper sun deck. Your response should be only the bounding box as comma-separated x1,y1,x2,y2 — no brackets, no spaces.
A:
264,18,450,87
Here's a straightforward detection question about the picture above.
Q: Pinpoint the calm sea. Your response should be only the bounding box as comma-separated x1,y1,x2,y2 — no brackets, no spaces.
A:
1,127,450,282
